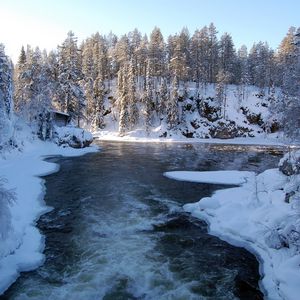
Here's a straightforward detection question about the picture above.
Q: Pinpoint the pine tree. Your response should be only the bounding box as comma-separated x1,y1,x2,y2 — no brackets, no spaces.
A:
0,44,14,147
148,27,165,79
190,26,210,86
118,64,129,135
143,60,154,133
14,46,27,113
127,60,139,128
167,76,179,129
207,23,219,83
280,28,300,141
235,45,250,103
91,75,105,130
219,33,236,83
158,78,168,121
216,70,230,119
169,32,189,81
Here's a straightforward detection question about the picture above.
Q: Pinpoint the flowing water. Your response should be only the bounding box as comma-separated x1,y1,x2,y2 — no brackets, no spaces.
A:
2,142,282,300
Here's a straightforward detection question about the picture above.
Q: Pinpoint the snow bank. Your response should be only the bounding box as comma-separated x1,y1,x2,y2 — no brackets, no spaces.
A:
0,140,98,295
53,125,93,148
165,169,300,300
95,129,285,147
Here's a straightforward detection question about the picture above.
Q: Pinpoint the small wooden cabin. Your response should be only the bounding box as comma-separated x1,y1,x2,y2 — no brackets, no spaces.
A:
51,110,71,127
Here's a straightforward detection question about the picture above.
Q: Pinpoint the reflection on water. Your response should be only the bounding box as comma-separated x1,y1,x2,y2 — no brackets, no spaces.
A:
2,142,281,300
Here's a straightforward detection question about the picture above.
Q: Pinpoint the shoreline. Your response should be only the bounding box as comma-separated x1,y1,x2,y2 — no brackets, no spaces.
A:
165,169,299,300
0,141,98,295
93,130,297,149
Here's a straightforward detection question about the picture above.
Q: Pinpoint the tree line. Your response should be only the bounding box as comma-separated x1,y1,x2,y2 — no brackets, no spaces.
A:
1,24,300,144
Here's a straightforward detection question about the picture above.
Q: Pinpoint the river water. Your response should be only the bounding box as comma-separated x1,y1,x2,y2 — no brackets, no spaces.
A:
2,142,282,300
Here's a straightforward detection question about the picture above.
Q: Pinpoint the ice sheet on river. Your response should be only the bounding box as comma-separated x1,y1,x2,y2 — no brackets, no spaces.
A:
164,170,253,185
165,169,300,300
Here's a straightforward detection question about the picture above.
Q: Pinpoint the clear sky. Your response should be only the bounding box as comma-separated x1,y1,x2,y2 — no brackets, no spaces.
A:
1,0,299,61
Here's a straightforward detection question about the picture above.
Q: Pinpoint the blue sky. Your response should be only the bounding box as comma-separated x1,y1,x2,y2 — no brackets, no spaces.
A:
1,0,299,61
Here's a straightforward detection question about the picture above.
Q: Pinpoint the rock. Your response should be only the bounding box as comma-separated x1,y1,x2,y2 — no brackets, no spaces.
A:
241,107,263,126
285,191,295,203
190,120,201,129
181,131,194,138
198,98,220,122
209,120,255,139
279,156,300,176
210,120,238,139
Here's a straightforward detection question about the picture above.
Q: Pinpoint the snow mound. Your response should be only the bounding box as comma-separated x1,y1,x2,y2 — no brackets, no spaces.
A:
53,126,93,148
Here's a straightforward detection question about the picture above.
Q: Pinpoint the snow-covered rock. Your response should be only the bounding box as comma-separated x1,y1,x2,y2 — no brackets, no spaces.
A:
279,149,300,176
53,126,93,148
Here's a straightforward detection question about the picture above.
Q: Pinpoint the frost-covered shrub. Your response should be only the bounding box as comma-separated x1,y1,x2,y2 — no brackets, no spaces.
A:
53,126,93,148
0,178,15,242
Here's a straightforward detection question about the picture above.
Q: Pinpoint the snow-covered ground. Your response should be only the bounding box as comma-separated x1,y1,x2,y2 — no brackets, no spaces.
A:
164,169,300,300
94,129,287,147
0,139,98,295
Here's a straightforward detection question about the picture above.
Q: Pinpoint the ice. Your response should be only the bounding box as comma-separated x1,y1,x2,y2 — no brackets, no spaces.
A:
164,170,253,185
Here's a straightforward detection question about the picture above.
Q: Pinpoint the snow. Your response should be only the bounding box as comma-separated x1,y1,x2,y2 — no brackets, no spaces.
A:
95,129,286,147
164,169,300,300
164,170,252,185
91,83,290,148
0,139,98,295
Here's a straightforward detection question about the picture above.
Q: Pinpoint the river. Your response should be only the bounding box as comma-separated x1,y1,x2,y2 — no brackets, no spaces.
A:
1,141,282,300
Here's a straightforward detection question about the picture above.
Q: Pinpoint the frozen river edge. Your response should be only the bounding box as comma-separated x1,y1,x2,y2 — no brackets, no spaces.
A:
164,169,300,300
0,141,98,295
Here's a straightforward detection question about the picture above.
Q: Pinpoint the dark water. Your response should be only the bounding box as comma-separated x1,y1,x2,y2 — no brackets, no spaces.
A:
2,142,282,300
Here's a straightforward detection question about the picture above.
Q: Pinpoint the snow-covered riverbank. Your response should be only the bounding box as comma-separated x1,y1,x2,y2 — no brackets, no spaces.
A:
165,168,300,300
95,129,289,147
0,140,98,294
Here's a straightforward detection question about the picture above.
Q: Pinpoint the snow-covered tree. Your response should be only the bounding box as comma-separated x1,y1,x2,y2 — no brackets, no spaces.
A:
207,23,219,83
127,60,139,129
14,46,27,113
157,78,168,121
166,76,179,129
219,33,236,83
91,75,106,130
190,26,210,86
143,60,154,133
56,31,85,127
118,64,129,135
148,27,165,79
280,28,300,141
169,32,189,82
248,42,274,91
235,45,250,103
216,69,230,119
0,44,14,147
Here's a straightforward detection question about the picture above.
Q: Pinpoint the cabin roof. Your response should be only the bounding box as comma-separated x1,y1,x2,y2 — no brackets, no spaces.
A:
50,110,70,117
